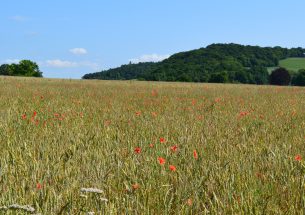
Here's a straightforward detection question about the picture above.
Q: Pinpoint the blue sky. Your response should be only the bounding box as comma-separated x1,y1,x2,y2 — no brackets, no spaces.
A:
1,0,305,79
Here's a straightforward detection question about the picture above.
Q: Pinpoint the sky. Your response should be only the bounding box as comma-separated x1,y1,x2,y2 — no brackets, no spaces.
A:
1,0,305,79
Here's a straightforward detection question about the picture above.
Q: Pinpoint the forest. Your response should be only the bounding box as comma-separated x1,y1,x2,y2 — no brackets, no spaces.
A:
82,43,305,85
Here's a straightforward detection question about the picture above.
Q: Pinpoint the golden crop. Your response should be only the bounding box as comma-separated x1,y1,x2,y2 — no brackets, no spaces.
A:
0,76,305,214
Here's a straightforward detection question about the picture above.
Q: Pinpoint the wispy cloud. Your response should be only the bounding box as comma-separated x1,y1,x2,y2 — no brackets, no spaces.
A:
2,59,20,64
45,59,99,69
129,54,170,64
10,15,28,22
46,59,78,68
69,48,88,55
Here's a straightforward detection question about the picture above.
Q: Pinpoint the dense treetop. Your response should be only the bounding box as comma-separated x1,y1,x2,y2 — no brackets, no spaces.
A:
82,43,305,85
0,60,43,77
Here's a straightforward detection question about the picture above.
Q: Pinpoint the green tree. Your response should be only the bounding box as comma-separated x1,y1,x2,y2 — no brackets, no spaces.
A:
249,66,269,85
0,64,13,76
234,70,249,83
291,69,305,86
209,72,229,83
15,60,42,77
269,68,291,86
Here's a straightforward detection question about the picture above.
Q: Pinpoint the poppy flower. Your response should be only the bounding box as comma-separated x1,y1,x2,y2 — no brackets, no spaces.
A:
21,114,27,120
36,183,42,190
186,198,193,206
132,184,140,190
33,111,37,117
170,145,178,152
160,138,166,143
295,154,302,161
193,150,198,160
169,165,176,172
135,111,141,116
134,147,141,154
151,112,157,117
158,157,166,165
149,144,154,148
239,111,249,118
151,89,158,96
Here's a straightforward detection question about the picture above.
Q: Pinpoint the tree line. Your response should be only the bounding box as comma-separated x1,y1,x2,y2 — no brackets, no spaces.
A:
0,60,42,77
83,43,305,86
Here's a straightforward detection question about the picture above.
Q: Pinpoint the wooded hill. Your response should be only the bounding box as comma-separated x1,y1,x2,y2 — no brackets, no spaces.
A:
82,43,305,84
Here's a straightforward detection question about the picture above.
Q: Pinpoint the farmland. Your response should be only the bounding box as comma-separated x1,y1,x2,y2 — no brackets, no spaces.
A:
1,76,305,214
279,58,305,72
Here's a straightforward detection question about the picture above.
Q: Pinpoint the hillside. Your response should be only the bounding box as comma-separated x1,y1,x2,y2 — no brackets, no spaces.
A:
279,58,305,71
83,43,305,84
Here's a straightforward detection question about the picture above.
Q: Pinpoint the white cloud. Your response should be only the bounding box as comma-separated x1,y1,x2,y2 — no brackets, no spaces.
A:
69,48,88,55
45,59,99,69
46,60,78,68
2,59,20,64
129,54,170,63
10,16,28,22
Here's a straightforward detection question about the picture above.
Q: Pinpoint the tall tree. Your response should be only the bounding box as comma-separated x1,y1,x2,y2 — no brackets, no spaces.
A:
0,64,13,76
16,60,42,77
269,68,291,86
291,69,305,86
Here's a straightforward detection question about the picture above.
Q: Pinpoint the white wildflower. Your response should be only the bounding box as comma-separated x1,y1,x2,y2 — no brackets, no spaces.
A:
80,188,103,194
8,204,35,212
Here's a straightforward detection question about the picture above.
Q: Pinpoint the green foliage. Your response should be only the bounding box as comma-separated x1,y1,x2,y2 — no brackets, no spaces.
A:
209,71,229,83
279,58,305,72
249,66,269,84
82,62,155,80
269,68,291,86
0,64,13,76
291,69,305,86
83,43,305,84
0,60,43,77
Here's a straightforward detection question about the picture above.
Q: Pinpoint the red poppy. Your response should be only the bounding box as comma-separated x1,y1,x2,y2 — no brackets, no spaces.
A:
186,198,193,206
149,144,154,148
295,154,302,161
170,145,178,152
134,147,141,154
21,114,27,120
239,111,249,118
135,111,141,116
158,157,166,165
36,183,42,190
33,111,37,117
132,184,140,190
169,165,176,172
214,98,221,103
151,112,157,117
160,138,166,143
193,150,198,160
151,89,158,97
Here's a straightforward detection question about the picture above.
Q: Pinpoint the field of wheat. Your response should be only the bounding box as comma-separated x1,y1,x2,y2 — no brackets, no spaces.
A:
0,76,305,214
